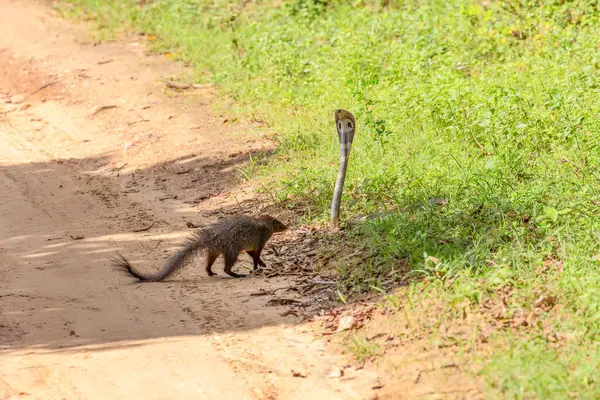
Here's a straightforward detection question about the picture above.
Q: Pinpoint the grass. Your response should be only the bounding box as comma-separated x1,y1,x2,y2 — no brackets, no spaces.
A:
344,334,383,363
57,0,600,397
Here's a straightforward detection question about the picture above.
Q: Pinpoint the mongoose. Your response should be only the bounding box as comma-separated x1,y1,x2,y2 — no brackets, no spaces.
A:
113,214,287,280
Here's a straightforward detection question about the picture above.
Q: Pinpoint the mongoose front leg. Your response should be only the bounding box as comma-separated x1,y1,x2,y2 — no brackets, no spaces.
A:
255,246,267,269
224,253,245,278
205,251,219,276
247,250,267,270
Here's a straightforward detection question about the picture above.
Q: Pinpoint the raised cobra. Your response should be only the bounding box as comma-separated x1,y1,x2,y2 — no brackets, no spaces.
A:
331,109,356,226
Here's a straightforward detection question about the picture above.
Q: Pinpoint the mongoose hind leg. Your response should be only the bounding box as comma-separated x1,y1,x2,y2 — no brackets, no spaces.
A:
247,251,258,270
205,251,219,276
257,257,267,269
224,252,244,278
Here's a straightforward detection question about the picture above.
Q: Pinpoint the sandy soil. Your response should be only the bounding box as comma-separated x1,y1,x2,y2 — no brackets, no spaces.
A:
0,1,382,399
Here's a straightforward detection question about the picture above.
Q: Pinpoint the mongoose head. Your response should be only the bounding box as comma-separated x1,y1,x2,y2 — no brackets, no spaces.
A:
257,214,288,233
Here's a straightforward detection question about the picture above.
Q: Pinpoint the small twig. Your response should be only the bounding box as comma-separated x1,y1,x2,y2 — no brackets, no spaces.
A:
132,221,155,232
250,287,291,296
163,80,192,90
90,105,117,117
162,80,215,90
250,288,272,296
415,363,461,384
97,59,114,65
69,235,84,240
312,278,336,285
128,119,149,126
415,369,425,384
233,195,243,212
25,81,58,101
270,245,280,256
302,284,334,296
280,309,299,317
134,111,150,122
30,81,57,97
265,298,307,307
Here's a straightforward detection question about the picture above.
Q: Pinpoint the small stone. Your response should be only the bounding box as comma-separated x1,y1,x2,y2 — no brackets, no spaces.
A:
10,94,25,104
291,369,307,378
336,315,358,332
327,368,344,378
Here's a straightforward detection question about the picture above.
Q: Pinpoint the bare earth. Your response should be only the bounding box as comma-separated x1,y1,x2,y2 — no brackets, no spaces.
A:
0,1,382,399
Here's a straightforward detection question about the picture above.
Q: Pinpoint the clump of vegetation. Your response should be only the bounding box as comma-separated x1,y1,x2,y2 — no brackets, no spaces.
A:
60,0,600,396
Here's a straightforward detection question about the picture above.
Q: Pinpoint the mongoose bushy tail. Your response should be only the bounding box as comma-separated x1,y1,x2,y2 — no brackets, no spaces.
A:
113,214,287,281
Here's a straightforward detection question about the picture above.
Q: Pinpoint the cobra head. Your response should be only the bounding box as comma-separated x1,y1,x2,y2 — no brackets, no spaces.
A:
334,109,356,149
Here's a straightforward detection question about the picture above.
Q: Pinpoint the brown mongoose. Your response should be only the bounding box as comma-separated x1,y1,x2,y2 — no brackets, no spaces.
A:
113,214,287,280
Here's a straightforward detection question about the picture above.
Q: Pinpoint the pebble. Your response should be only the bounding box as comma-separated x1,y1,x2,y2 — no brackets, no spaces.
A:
10,94,25,104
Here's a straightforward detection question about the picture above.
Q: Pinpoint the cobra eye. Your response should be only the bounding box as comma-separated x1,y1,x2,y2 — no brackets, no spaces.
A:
337,121,342,130
347,121,353,129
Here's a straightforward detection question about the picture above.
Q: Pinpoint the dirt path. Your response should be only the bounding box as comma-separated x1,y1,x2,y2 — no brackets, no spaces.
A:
0,1,379,399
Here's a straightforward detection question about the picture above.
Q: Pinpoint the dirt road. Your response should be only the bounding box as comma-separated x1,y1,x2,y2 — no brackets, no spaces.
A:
0,1,378,398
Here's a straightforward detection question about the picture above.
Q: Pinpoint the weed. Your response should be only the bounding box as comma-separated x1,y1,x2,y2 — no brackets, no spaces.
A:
344,335,382,363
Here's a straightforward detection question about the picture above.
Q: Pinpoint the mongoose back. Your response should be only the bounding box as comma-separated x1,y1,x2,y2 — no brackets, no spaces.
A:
113,214,287,280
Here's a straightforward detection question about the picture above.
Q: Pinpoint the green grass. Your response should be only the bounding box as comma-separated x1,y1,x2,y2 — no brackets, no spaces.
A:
483,335,600,399
343,334,383,363
58,0,600,397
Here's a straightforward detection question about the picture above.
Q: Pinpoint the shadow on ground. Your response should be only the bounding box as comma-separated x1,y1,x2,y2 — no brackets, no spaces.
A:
0,148,338,354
